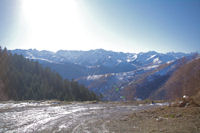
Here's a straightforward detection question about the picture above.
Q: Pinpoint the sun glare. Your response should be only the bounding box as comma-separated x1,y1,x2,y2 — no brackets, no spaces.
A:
20,0,92,51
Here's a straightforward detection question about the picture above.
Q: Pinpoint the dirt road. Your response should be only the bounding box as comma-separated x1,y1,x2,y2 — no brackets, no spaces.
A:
0,101,162,133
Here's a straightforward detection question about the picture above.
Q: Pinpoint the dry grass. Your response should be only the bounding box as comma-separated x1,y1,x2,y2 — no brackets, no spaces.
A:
106,106,200,133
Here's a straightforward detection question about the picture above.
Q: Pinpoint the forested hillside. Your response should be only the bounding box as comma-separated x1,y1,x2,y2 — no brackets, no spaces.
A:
153,57,200,100
0,47,98,101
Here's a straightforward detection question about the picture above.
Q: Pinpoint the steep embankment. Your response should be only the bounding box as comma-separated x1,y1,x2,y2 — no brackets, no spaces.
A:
153,57,200,101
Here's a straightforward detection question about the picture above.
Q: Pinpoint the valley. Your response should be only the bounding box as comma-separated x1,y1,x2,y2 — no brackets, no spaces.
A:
11,49,199,101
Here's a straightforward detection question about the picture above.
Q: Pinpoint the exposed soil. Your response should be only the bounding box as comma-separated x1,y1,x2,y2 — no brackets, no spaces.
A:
107,106,200,133
0,101,199,133
0,101,155,133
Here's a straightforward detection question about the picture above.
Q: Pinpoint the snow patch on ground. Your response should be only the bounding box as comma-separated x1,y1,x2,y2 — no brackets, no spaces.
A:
0,102,51,109
1,101,158,132
143,65,159,70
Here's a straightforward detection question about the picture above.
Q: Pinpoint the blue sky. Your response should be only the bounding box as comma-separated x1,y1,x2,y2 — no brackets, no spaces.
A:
0,0,200,53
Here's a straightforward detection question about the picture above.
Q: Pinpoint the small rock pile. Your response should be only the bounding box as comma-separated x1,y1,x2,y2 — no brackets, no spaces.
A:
170,95,200,107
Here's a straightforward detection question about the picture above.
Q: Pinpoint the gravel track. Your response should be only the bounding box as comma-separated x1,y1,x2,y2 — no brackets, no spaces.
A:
0,101,161,133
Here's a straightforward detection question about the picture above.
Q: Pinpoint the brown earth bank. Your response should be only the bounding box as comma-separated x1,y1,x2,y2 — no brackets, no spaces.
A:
107,106,200,133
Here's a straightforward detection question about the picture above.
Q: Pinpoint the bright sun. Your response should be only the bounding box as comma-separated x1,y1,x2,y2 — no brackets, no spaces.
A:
20,0,93,51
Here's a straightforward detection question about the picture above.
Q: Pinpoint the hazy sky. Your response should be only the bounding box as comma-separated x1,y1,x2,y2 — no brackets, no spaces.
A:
0,0,200,53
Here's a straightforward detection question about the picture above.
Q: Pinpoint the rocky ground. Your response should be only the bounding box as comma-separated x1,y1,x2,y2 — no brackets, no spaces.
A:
107,106,200,133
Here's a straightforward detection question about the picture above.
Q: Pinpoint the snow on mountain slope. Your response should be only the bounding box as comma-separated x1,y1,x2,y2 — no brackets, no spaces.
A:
11,49,189,68
147,54,156,61
153,58,162,64
127,54,137,62
77,63,172,100
11,49,195,100
77,54,197,100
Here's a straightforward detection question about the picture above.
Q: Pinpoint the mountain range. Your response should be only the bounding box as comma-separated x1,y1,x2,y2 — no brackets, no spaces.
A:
11,49,199,101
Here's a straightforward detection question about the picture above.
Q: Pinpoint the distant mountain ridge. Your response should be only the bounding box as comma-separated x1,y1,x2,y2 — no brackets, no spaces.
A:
11,49,197,100
12,49,188,65
11,49,189,78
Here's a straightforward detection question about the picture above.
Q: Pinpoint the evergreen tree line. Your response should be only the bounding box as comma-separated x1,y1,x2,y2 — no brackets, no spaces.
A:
0,47,98,101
